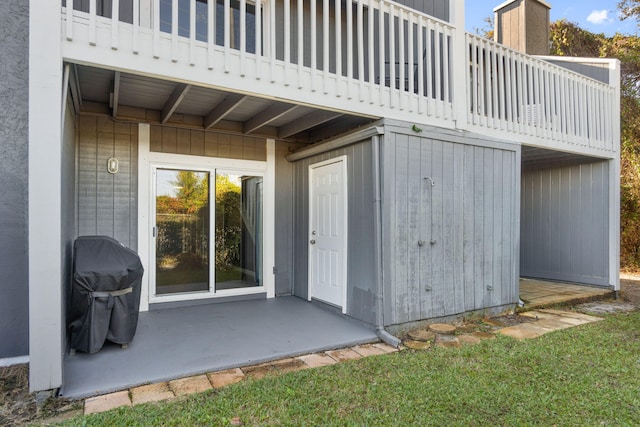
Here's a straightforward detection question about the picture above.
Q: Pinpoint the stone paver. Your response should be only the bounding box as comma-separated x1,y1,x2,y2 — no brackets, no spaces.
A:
428,323,456,334
130,382,174,405
435,335,460,348
372,343,400,353
538,309,603,322
351,344,387,357
208,368,245,388
242,362,277,379
84,390,131,415
271,358,308,373
458,335,482,345
498,325,543,340
169,375,212,396
297,353,338,368
325,348,362,362
404,340,431,350
471,331,496,340
407,329,436,342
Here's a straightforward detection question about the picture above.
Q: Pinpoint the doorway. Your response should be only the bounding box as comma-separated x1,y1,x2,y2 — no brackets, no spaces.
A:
150,164,264,302
308,157,348,312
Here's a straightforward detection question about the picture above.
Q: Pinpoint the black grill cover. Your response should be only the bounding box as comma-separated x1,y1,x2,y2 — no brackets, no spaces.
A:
68,236,144,354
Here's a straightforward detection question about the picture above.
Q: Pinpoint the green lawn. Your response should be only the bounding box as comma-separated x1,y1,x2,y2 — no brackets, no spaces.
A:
59,311,640,426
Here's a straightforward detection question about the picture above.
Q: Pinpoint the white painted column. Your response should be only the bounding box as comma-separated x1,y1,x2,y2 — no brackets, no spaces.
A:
265,139,276,298
609,59,621,291
450,0,468,130
29,0,64,392
137,124,151,311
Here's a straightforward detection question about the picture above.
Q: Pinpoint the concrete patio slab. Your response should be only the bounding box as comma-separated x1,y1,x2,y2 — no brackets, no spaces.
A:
62,297,377,398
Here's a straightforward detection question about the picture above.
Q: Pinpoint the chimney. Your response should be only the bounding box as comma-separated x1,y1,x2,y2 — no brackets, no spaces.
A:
494,0,551,55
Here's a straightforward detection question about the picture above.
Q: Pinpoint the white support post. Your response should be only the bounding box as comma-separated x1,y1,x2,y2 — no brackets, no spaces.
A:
609,59,621,291
451,0,467,130
29,0,63,392
265,139,276,299
137,124,151,311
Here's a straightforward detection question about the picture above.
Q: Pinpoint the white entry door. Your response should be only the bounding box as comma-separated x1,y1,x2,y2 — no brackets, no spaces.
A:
309,157,347,311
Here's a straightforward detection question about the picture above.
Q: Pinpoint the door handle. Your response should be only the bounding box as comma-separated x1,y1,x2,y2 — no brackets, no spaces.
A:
310,239,316,244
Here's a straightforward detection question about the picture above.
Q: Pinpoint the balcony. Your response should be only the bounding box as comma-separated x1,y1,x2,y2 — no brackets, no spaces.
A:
61,0,619,156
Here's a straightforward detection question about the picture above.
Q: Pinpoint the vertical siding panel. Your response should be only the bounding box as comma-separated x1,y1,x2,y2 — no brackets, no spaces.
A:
162,126,177,153
78,116,98,236
419,138,433,319
150,125,162,152
382,136,396,324
481,149,494,308
113,130,131,245
406,136,422,321
491,149,503,307
204,132,218,157
394,134,410,323
452,143,464,313
473,146,485,309
96,129,115,236
558,167,572,275
190,129,205,156
580,164,593,277
501,151,514,304
430,139,445,317
441,141,457,314
462,144,476,311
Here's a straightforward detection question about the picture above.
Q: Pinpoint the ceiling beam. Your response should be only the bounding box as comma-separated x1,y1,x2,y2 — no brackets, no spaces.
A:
278,110,343,139
243,103,300,134
204,94,248,129
161,83,192,124
111,71,121,118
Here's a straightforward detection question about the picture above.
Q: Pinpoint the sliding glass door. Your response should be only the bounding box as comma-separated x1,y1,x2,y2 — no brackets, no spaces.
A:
152,166,263,299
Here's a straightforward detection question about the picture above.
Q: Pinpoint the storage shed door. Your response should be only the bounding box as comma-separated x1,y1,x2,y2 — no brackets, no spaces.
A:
308,158,348,312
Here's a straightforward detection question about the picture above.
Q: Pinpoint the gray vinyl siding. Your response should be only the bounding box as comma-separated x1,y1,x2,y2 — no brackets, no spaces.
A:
0,0,29,358
77,119,267,249
520,161,610,286
149,125,266,161
274,142,303,296
292,140,378,325
395,0,449,21
543,60,610,84
77,116,139,248
381,130,519,326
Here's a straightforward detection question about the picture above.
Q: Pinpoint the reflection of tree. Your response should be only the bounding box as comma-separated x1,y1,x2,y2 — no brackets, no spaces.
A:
215,175,241,270
156,171,209,276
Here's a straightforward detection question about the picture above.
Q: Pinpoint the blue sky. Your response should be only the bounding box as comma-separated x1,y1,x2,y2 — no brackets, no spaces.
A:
466,0,638,36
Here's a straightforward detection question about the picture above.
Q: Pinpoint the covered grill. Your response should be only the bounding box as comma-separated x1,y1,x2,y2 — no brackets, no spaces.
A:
68,236,144,354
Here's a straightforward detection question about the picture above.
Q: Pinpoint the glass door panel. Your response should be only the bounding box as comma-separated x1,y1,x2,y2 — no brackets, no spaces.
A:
215,173,263,291
155,169,210,295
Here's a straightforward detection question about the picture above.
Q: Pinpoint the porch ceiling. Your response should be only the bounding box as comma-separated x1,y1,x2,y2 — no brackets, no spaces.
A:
521,146,607,171
71,64,375,144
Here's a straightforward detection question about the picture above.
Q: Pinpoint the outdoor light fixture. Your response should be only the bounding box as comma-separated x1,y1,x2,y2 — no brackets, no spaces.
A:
107,157,119,174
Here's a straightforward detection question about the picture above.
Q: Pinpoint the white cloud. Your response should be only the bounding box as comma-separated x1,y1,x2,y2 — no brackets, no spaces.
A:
586,10,611,25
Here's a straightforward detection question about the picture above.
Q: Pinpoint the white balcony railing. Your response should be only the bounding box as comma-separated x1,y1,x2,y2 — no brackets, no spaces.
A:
466,33,618,154
61,1,619,155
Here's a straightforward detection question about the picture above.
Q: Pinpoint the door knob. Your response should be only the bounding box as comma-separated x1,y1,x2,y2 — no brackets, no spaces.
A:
310,239,316,244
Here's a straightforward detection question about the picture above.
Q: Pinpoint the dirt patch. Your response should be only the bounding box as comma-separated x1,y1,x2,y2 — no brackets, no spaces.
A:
0,364,81,426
